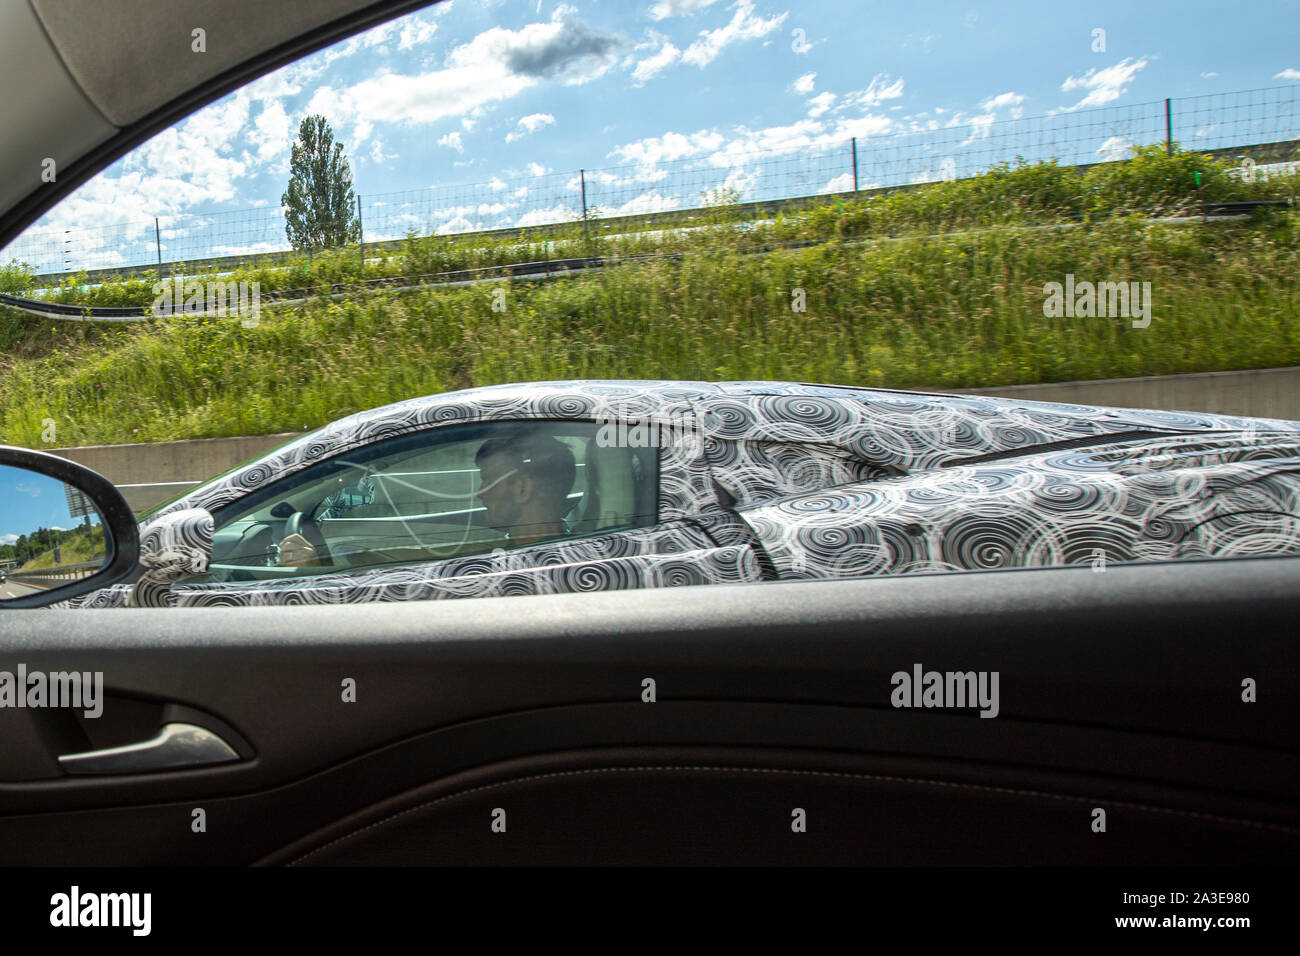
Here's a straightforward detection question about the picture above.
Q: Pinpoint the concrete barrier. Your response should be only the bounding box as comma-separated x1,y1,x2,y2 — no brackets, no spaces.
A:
50,432,303,514
938,366,1300,421
42,367,1300,516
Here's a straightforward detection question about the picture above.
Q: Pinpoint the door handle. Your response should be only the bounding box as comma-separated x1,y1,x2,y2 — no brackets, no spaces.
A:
58,722,241,775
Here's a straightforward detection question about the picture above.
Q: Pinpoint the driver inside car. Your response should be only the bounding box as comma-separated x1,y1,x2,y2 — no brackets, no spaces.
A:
277,430,577,567
471,431,577,546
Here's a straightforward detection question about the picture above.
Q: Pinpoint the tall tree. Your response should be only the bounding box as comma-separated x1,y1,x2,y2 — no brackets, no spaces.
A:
281,115,361,251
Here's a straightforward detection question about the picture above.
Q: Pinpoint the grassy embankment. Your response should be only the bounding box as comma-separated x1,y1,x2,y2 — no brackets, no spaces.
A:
0,145,1297,448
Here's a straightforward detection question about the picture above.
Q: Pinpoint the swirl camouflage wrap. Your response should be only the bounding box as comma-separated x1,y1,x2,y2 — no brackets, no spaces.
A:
50,379,1300,609
741,432,1300,578
127,508,214,608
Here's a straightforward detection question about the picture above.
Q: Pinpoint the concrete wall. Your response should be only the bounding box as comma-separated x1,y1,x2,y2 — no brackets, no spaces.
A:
940,366,1300,420
50,432,303,514
44,367,1300,515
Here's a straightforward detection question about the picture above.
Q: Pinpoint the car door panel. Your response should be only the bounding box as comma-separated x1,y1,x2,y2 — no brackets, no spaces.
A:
1,556,1297,865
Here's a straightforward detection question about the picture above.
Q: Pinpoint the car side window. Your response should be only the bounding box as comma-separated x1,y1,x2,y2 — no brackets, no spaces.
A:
187,421,658,584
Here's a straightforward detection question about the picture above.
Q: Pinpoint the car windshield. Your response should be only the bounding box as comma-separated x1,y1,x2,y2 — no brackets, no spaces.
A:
3,0,1300,605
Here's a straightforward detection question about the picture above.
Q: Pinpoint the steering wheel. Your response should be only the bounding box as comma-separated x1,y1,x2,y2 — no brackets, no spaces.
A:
281,511,330,566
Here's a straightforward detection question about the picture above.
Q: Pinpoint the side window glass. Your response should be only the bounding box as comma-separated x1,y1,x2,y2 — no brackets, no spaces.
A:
188,421,658,584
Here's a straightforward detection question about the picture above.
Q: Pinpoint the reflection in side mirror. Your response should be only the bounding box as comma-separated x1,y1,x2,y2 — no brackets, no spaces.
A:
0,464,108,594
0,447,140,609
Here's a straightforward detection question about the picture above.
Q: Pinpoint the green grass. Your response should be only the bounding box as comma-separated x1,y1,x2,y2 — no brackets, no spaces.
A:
1,145,1298,448
10,525,106,571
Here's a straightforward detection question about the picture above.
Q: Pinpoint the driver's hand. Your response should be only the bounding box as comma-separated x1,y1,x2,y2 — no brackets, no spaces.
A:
278,533,317,567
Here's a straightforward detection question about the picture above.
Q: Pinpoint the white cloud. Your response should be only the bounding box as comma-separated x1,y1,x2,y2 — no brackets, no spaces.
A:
632,40,682,83
252,100,292,164
566,167,670,192
16,84,263,250
613,191,679,215
298,13,622,152
517,204,581,227
528,162,549,176
1275,68,1300,80
807,92,836,117
1060,56,1149,110
438,131,465,152
398,17,439,51
488,177,509,191
369,139,395,164
610,104,900,188
209,241,288,256
793,72,816,94
682,1,788,68
821,172,855,193
437,215,477,234
981,91,1025,112
505,112,557,142
649,0,722,19
1200,71,1219,78
1095,135,1135,161
720,166,759,197
0,534,18,546
843,74,905,109
959,113,996,146
612,129,727,166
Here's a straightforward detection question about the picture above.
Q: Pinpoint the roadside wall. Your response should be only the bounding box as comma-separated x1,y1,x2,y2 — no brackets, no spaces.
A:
51,432,302,514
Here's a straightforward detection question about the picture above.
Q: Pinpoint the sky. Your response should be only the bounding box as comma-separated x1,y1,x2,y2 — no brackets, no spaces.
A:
0,468,85,549
4,0,1299,272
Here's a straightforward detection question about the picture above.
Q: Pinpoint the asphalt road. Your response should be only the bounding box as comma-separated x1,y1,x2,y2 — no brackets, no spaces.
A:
0,579,45,600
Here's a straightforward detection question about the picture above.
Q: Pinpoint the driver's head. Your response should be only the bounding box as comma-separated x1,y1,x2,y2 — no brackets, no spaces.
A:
474,431,576,543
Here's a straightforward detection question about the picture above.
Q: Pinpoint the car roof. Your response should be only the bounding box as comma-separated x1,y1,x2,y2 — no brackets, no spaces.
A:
142,377,1300,524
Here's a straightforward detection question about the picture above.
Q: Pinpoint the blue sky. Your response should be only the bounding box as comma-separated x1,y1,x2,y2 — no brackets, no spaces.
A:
6,0,1299,271
0,468,85,548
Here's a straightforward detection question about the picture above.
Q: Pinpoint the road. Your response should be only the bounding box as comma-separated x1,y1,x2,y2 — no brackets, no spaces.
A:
0,578,45,600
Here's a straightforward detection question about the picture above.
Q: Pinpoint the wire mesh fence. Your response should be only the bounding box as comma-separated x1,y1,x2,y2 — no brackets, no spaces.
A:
4,84,1297,278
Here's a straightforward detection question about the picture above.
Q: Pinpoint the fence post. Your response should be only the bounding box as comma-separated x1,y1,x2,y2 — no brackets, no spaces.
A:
580,168,589,237
1165,98,1173,156
356,194,365,268
851,137,859,191
155,217,162,267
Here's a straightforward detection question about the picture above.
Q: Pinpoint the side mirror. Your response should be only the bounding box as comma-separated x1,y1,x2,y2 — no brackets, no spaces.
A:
0,446,140,609
129,507,214,608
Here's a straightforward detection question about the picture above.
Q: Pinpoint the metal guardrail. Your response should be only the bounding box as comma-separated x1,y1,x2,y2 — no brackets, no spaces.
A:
7,560,105,589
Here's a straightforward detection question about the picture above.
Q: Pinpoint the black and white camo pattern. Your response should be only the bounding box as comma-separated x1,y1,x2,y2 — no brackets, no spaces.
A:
742,433,1300,578
52,380,1300,608
695,382,1300,505
64,520,759,608
172,545,759,607
126,508,214,608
